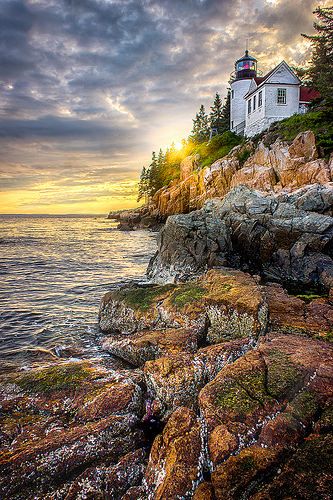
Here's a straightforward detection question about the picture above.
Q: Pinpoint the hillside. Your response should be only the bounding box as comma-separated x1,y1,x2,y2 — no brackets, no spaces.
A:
110,108,333,230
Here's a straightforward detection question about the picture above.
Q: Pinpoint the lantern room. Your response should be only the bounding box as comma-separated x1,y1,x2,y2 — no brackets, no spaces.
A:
235,50,257,79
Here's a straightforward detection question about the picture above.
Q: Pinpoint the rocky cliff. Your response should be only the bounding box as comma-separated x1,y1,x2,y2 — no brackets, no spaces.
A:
149,130,332,217
148,184,333,289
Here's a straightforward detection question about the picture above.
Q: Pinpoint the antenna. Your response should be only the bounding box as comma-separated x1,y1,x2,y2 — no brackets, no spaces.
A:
246,38,249,51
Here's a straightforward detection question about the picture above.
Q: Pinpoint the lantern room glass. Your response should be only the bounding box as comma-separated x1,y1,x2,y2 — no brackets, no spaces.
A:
237,60,256,72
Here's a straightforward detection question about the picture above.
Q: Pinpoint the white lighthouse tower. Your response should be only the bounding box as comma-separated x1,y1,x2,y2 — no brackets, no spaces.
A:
230,50,257,135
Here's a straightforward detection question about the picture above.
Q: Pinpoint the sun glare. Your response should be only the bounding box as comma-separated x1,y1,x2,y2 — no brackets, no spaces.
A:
174,141,183,151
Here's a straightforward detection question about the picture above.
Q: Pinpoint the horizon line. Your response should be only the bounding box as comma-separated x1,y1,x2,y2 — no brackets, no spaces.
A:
0,213,109,216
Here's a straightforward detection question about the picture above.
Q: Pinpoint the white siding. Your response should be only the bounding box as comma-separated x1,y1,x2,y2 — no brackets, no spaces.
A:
245,84,300,137
230,79,252,132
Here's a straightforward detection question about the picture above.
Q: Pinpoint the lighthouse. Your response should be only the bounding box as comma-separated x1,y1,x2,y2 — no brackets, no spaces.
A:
230,50,257,135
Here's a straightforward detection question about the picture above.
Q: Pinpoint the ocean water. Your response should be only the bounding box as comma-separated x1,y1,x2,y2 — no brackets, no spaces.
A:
0,215,157,372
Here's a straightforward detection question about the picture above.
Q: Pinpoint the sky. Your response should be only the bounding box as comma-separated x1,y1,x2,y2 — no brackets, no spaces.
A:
0,0,328,214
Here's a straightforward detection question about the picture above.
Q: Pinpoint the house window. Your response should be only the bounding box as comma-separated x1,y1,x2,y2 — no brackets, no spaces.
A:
253,95,256,110
277,88,286,104
231,90,234,99
248,99,251,114
258,91,262,107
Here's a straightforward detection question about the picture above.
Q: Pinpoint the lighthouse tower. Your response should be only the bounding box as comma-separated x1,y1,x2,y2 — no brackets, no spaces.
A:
230,50,257,135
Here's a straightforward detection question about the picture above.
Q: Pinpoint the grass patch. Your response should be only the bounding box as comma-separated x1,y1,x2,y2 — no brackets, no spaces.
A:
192,132,242,168
113,284,176,311
261,107,333,157
294,293,327,304
236,148,252,166
314,331,333,343
16,363,92,394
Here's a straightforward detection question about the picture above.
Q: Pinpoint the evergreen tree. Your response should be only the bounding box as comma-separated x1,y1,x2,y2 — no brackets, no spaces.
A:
302,6,333,100
219,90,231,132
190,104,210,143
209,93,224,133
148,151,163,196
137,166,150,203
137,166,146,202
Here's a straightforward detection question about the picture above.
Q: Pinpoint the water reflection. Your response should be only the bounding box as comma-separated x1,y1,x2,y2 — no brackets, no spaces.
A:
0,215,157,372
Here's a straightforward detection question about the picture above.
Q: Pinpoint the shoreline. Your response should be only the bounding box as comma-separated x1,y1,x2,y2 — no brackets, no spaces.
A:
1,131,333,499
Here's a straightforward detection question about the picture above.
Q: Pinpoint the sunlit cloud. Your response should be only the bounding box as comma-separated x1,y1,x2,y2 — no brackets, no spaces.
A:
0,0,323,213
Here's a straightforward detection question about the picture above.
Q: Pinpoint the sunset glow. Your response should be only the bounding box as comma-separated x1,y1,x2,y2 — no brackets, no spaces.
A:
0,0,328,214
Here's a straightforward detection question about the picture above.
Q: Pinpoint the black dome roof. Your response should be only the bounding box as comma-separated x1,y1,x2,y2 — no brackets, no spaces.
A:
236,50,257,63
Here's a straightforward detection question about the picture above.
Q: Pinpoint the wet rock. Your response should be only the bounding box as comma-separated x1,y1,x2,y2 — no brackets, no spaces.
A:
122,486,146,499
198,333,333,498
100,269,268,345
252,433,333,500
99,283,178,334
0,361,144,498
193,481,215,499
65,448,147,499
144,338,251,420
266,283,333,341
212,446,279,500
102,328,198,366
143,407,202,499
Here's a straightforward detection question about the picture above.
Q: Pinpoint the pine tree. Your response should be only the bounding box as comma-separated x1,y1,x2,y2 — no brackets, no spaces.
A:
302,6,333,100
137,166,146,202
190,104,210,143
137,166,150,203
148,151,163,196
210,93,224,133
220,90,231,132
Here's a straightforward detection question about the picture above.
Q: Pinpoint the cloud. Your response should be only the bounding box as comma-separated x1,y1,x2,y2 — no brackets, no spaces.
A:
0,0,325,213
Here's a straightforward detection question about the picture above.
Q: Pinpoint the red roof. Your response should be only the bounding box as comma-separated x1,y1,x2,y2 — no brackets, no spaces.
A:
254,77,266,85
299,86,321,102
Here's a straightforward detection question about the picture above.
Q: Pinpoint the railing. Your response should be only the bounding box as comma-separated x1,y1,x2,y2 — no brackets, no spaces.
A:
229,68,263,83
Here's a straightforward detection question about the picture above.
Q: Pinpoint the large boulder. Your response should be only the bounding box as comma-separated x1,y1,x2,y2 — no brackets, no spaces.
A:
276,182,333,215
143,407,203,499
265,282,333,341
148,185,333,291
102,327,198,366
99,269,268,343
199,333,333,498
147,206,231,282
144,338,252,420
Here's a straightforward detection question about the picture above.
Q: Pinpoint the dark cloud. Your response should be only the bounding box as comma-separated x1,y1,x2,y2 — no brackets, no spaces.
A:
0,0,322,211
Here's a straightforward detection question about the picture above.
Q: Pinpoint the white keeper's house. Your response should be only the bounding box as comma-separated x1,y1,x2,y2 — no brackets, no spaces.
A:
230,50,320,137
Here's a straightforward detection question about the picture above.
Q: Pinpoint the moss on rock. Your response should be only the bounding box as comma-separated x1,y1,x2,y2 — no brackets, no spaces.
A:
15,362,94,394
169,283,206,308
266,349,304,400
112,284,176,312
215,364,272,418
